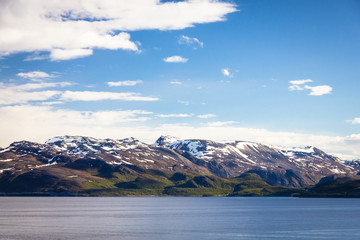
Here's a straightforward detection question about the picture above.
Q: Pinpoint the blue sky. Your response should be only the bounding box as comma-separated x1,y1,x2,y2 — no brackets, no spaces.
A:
0,0,359,159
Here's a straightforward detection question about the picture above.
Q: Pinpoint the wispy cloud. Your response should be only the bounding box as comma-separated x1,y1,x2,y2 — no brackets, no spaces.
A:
347,117,360,124
2,82,72,91
2,72,156,104
24,53,48,61
0,0,237,60
177,100,190,105
170,81,183,85
60,91,159,102
289,84,305,91
0,81,72,105
107,80,143,87
178,35,203,49
289,79,313,91
17,71,55,81
197,114,216,119
289,79,332,96
157,113,193,118
163,56,188,63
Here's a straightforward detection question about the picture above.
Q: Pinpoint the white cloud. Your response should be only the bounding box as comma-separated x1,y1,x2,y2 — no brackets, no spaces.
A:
289,79,313,85
50,49,93,61
0,0,237,60
197,114,216,119
157,113,193,118
170,81,183,85
107,80,143,87
178,35,203,49
60,91,159,102
207,121,237,127
289,84,304,91
304,85,333,96
221,68,232,77
347,117,360,125
163,56,188,63
289,79,332,96
17,71,55,81
0,81,72,105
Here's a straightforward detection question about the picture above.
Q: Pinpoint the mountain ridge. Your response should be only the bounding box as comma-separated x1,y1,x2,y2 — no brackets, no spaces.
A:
0,135,358,195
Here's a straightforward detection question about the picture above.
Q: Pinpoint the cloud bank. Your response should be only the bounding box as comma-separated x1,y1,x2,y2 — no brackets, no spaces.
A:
0,105,359,160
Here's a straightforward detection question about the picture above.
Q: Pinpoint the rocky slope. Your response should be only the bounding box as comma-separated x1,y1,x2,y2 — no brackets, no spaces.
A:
344,160,360,174
0,135,357,194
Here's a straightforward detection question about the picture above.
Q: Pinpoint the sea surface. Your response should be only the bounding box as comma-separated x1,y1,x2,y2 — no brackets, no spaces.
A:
0,197,359,240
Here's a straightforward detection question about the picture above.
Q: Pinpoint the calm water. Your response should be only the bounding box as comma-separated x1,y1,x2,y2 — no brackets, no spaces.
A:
0,197,359,240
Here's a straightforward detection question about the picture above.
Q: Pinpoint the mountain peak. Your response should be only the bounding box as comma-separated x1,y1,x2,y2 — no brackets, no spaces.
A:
45,136,91,145
153,135,181,146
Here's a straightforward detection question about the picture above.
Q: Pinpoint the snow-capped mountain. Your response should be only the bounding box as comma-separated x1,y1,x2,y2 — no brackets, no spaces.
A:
0,135,357,188
155,135,356,187
0,136,210,176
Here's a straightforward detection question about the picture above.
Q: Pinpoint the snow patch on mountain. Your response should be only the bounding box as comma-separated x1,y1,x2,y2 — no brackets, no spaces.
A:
0,159,14,162
236,142,259,151
168,140,206,158
0,167,14,173
153,135,182,146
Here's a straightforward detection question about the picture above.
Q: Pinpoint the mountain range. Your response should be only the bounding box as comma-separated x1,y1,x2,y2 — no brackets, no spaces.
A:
0,135,359,196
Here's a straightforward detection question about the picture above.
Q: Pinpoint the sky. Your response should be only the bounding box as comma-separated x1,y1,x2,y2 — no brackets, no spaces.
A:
0,0,359,159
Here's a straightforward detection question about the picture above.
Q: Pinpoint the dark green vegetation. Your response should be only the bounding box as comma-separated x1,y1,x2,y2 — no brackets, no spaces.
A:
0,161,294,196
1,160,359,197
301,175,360,198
